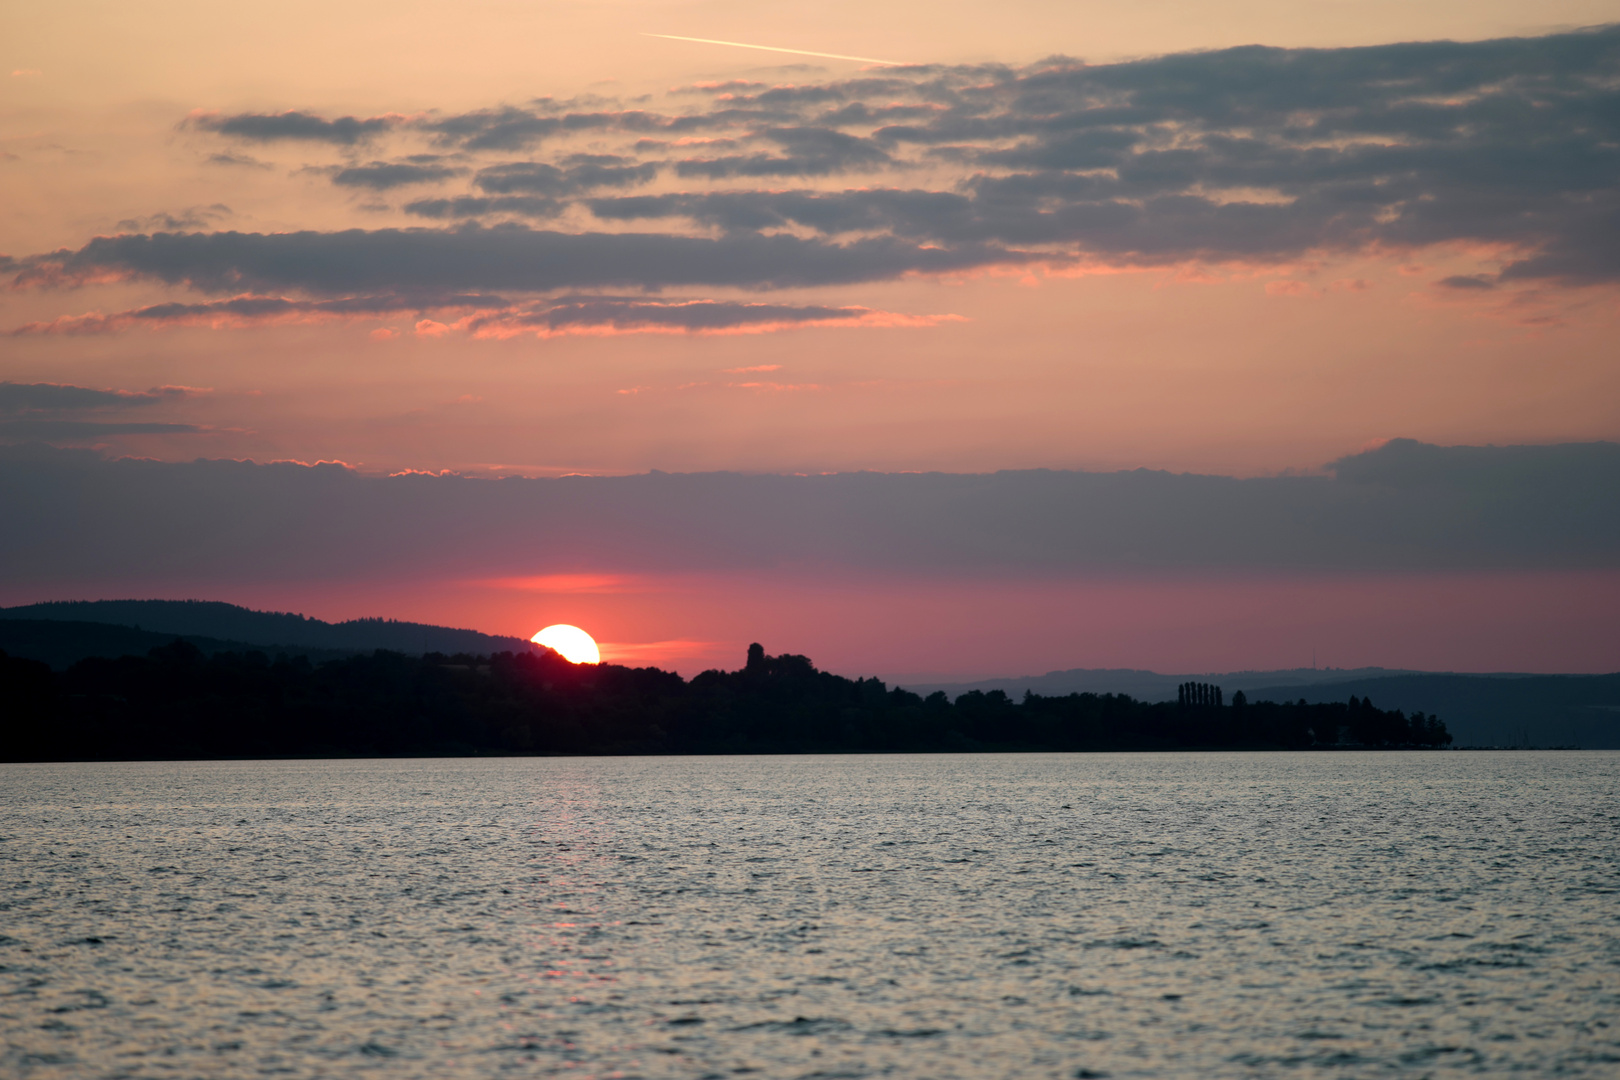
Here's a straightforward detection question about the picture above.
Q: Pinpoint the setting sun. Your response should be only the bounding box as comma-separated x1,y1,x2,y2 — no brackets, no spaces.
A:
531,624,601,664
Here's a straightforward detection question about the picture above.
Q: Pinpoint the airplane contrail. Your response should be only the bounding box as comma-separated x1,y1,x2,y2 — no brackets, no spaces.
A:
643,34,908,67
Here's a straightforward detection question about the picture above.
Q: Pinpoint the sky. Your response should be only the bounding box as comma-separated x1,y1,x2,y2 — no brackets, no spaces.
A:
3,1,1618,678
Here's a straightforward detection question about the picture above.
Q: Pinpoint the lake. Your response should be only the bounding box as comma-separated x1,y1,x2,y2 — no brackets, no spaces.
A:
2,752,1616,1077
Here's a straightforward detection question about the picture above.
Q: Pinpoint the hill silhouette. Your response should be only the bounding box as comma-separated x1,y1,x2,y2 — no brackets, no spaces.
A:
0,599,536,663
0,618,357,671
1,641,1449,761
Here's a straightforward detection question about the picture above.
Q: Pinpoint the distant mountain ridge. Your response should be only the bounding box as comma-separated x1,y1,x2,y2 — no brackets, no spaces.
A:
0,600,537,662
0,619,359,671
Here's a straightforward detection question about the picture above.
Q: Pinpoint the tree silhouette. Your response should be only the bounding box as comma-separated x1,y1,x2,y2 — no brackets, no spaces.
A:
0,642,1453,760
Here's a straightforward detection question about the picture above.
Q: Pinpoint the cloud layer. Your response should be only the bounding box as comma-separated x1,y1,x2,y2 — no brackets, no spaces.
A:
2,439,1615,584
0,383,205,441
0,382,193,414
8,26,1617,334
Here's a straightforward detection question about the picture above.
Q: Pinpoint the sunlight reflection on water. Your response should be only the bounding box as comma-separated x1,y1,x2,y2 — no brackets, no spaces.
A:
2,752,1617,1078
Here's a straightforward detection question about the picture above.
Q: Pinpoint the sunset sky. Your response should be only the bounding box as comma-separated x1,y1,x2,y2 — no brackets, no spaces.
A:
3,1,1618,678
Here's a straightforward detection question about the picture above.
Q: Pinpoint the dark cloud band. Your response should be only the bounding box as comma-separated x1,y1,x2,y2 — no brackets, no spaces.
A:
12,226,1023,295
0,421,202,438
1,439,1614,581
0,382,193,414
11,294,952,338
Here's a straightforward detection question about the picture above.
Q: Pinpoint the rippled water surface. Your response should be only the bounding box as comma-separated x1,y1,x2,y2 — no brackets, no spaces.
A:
2,753,1617,1078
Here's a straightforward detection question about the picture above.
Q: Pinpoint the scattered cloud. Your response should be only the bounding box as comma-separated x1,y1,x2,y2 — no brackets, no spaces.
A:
11,27,1617,335
420,106,566,151
474,158,660,195
9,227,1019,295
416,105,686,151
10,292,958,339
332,161,465,190
190,110,397,144
0,382,198,416
114,204,232,232
456,297,963,338
10,294,488,335
673,126,892,178
205,152,272,169
0,420,202,438
403,195,565,219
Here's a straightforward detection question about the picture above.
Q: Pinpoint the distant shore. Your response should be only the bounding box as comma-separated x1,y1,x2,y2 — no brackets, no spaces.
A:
3,641,1452,762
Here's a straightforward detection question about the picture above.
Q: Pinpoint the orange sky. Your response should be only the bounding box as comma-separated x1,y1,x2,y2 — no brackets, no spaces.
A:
3,3,1618,673
4,2,1619,475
